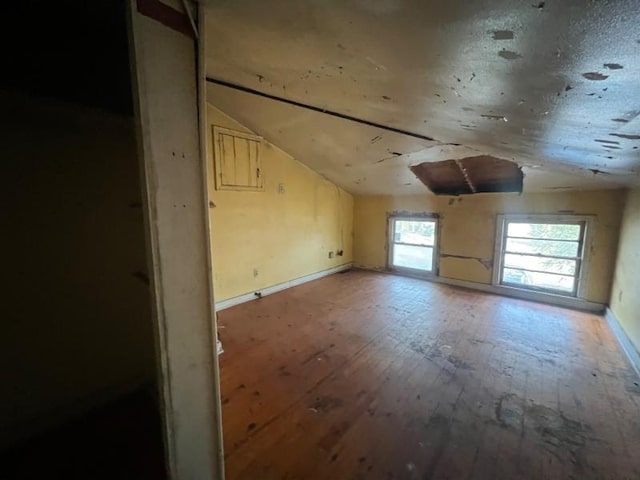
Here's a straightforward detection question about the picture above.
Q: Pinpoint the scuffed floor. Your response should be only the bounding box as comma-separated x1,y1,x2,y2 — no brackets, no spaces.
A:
218,269,640,480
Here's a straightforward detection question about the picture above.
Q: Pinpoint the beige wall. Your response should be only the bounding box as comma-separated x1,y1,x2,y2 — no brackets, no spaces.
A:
610,189,640,352
1,91,156,446
354,190,625,303
206,105,353,301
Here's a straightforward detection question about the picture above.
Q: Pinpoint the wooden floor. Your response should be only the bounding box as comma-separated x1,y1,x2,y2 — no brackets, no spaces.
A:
218,269,640,480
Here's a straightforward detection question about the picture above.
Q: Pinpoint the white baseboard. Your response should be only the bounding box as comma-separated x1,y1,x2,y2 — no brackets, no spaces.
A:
354,264,605,313
214,263,353,311
605,308,640,378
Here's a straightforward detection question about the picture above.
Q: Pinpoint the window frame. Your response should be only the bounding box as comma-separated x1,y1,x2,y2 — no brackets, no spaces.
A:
387,214,440,278
492,214,594,298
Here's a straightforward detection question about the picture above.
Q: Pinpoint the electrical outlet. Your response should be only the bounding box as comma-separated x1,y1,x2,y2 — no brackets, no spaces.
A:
328,251,334,259
278,183,285,194
253,268,259,277
337,250,344,256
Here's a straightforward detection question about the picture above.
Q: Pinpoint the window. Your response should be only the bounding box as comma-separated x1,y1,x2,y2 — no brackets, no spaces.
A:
388,216,438,275
213,126,263,191
493,215,592,297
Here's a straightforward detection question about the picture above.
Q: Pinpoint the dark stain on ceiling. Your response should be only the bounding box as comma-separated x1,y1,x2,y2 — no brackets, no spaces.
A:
582,72,609,81
492,30,514,40
604,63,624,70
498,50,523,60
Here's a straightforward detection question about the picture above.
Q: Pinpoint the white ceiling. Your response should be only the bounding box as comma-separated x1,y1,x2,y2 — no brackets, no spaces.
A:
204,0,640,195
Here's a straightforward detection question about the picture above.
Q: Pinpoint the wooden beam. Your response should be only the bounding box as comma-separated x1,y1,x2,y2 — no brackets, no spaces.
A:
455,159,477,193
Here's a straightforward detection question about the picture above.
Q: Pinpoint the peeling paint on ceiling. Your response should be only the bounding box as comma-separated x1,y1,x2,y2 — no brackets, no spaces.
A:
203,0,640,195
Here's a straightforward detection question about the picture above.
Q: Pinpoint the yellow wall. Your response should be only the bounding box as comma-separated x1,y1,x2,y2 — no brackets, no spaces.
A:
206,105,353,301
353,190,625,303
610,189,640,351
1,91,156,446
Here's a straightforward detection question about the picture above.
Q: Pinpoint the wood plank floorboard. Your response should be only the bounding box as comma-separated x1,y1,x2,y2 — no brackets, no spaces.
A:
217,269,640,480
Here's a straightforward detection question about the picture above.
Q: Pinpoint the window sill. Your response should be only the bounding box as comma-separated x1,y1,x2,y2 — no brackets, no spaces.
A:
445,278,604,312
389,266,436,279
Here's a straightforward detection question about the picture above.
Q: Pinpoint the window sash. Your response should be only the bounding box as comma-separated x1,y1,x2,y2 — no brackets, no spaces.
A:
502,265,576,277
392,240,435,248
501,268,576,295
503,251,581,261
504,237,580,258
389,217,438,275
503,253,577,276
499,219,586,297
392,219,436,247
505,222,582,241
505,235,581,243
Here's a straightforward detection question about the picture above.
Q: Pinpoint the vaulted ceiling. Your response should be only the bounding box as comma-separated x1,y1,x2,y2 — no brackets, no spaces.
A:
204,0,640,195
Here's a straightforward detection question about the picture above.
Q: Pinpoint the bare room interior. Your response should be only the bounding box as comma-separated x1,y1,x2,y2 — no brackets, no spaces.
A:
2,1,639,479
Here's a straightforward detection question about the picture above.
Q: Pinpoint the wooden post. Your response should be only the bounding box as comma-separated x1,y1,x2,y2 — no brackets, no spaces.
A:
128,1,224,478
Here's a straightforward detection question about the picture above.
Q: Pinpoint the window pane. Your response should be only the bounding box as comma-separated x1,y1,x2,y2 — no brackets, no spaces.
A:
392,245,433,271
505,238,579,258
504,253,576,275
394,220,435,246
507,222,581,241
502,267,575,293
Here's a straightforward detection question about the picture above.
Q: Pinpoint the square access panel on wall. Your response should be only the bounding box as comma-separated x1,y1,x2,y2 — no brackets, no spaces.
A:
213,126,263,191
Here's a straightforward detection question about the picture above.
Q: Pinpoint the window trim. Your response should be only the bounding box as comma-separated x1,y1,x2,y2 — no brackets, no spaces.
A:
492,214,594,298
387,214,440,278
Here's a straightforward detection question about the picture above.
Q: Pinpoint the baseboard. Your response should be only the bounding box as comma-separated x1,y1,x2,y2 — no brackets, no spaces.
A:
605,308,640,378
354,264,605,313
214,263,353,311
0,377,152,450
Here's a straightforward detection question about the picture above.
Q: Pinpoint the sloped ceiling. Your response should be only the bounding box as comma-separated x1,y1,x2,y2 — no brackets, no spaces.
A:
204,0,640,195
